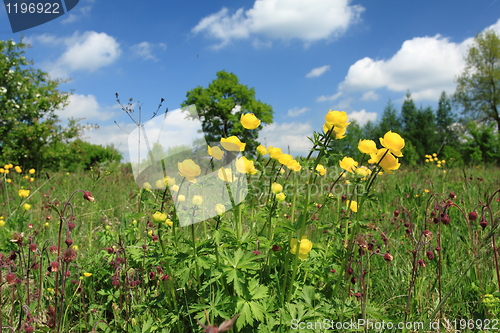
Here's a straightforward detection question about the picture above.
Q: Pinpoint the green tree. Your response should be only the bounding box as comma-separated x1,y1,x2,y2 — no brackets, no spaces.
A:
0,38,84,170
181,71,273,155
454,29,500,131
378,99,402,136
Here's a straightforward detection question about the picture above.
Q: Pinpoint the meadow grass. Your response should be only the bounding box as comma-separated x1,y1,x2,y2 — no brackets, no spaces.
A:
0,153,499,332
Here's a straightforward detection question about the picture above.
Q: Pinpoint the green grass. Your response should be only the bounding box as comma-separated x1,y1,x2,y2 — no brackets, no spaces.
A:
0,158,499,332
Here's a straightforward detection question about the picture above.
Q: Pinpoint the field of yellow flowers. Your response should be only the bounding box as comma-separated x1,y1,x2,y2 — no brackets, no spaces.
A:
0,110,499,332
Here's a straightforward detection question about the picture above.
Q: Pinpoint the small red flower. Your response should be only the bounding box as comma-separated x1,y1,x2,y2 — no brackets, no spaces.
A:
468,211,478,221
83,191,95,202
426,251,435,260
384,253,394,262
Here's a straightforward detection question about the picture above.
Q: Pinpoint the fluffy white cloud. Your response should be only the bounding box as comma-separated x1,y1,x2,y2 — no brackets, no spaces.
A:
259,122,314,156
338,34,469,101
46,31,121,78
56,94,117,121
316,91,342,102
361,91,379,101
287,107,310,117
193,0,364,47
306,65,330,78
130,42,167,61
347,109,377,126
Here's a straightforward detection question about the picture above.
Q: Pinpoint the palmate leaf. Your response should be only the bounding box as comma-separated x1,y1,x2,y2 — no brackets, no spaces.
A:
247,278,268,300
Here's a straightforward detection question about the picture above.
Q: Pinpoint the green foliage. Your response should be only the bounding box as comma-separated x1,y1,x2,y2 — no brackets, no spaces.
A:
181,71,274,155
461,121,500,165
454,29,500,131
0,38,97,171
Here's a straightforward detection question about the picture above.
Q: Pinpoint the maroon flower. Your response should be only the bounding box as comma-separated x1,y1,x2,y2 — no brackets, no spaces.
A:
62,248,76,263
83,191,95,202
29,243,37,252
418,259,426,267
426,251,435,260
271,245,282,252
384,253,394,262
6,272,16,284
469,211,478,221
480,217,488,229
65,238,73,247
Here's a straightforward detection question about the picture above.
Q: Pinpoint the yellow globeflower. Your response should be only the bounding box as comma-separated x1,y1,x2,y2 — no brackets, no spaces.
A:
177,195,186,202
240,113,261,130
358,139,378,155
3,165,9,170
0,220,5,227
325,110,350,128
0,168,4,173
83,272,92,277
379,131,405,157
29,168,35,174
163,176,176,187
4,169,9,174
218,167,235,182
256,145,267,156
18,189,30,198
275,192,286,202
14,166,22,173
355,166,372,177
165,219,173,227
339,157,358,174
347,200,358,212
214,204,226,215
220,136,246,152
271,182,283,194
192,195,203,206
287,160,301,172
178,159,201,183
23,203,31,211
267,146,283,159
333,126,347,139
235,156,257,175
6,179,11,183
156,179,166,189
171,184,179,192
143,182,152,191
152,211,167,223
278,154,293,166
290,235,313,260
368,149,401,174
208,145,224,160
315,164,326,176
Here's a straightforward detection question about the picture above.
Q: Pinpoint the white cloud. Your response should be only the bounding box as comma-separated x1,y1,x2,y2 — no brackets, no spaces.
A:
316,91,342,102
192,0,364,48
348,109,377,126
306,65,330,78
130,42,166,61
338,34,468,101
56,94,117,121
47,31,121,78
361,91,379,101
259,122,314,156
287,107,310,117
61,5,92,24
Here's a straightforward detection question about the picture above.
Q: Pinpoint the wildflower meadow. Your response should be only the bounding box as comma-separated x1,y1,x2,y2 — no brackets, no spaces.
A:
0,108,499,333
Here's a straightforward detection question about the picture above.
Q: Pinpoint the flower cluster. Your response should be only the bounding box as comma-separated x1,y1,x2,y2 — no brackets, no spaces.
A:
425,153,446,168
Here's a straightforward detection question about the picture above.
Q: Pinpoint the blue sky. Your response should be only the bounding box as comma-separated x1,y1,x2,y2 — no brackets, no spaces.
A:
1,0,500,161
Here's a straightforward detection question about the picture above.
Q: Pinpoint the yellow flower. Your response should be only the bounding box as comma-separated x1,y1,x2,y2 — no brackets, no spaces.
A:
355,166,372,177
14,166,21,173
287,160,301,172
275,192,286,202
434,157,438,161
0,219,5,227
424,189,430,193
368,149,401,174
235,156,257,175
2,165,8,170
4,169,9,174
240,113,261,129
164,176,175,187
148,229,153,236
218,167,235,182
83,272,92,277
171,184,179,192
208,146,224,160
220,136,246,151
0,168,4,173
358,139,378,155
143,182,152,191
339,157,358,174
325,110,350,128
290,235,313,260
18,189,30,198
177,195,186,202
156,179,165,189
379,131,405,157
29,178,34,182
178,159,201,183
315,164,326,176
214,204,226,215
192,195,203,206
271,182,283,194
256,145,267,156
278,154,293,166
152,211,167,223
23,203,31,211
165,219,173,227
267,146,283,159
29,168,35,174
432,153,437,157
347,200,358,212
